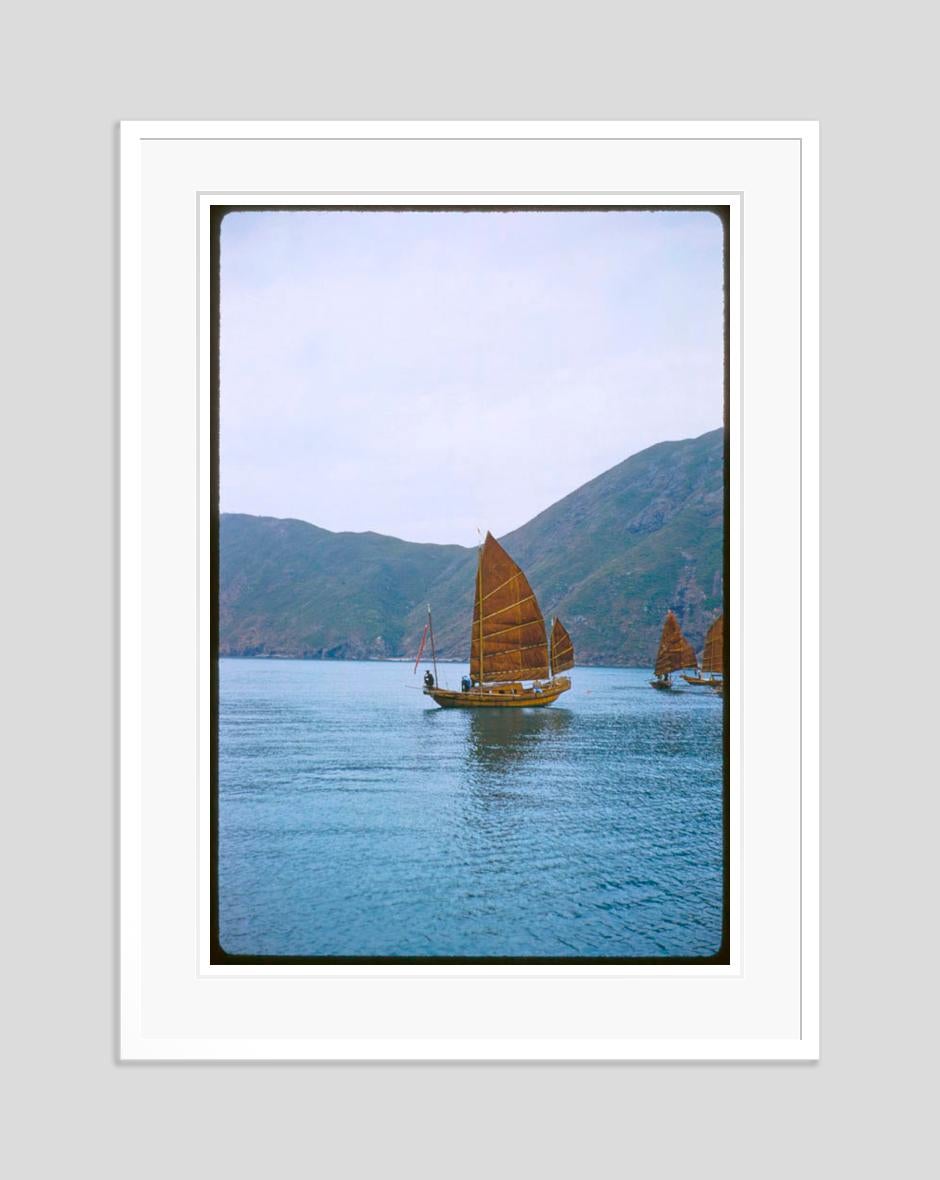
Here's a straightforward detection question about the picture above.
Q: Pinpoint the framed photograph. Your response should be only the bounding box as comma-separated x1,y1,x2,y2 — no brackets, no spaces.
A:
121,120,818,1059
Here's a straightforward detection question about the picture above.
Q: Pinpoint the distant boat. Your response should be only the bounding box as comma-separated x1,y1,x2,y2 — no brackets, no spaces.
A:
421,532,573,709
650,610,697,690
682,614,724,693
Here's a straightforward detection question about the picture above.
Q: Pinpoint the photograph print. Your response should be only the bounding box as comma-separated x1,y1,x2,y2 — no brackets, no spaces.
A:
212,205,728,964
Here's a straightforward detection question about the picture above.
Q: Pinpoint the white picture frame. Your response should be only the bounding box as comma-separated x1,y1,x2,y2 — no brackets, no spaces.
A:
121,120,818,1060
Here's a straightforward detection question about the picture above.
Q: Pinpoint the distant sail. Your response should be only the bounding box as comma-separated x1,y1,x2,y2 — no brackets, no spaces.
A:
470,532,549,684
654,611,698,677
701,615,724,675
550,617,575,674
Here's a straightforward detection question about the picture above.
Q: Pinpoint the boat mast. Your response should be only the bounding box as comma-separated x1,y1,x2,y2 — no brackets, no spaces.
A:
477,544,484,686
427,603,439,686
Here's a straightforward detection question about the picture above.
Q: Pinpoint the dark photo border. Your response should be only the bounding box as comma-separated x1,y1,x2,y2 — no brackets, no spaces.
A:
210,204,731,966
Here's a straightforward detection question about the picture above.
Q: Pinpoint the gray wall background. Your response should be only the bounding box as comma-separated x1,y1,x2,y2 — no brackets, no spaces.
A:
5,2,933,1175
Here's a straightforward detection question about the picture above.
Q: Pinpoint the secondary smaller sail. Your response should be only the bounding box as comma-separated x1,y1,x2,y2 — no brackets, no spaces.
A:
655,611,698,677
550,617,575,674
701,615,724,675
413,620,429,673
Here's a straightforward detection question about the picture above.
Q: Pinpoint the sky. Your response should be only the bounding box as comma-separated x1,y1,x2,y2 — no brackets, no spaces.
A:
220,209,724,545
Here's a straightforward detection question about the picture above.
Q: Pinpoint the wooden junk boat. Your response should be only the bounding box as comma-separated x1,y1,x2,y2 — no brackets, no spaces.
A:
422,532,574,709
649,610,698,690
682,614,724,693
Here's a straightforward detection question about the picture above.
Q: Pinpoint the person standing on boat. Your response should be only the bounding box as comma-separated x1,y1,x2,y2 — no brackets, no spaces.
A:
424,670,435,689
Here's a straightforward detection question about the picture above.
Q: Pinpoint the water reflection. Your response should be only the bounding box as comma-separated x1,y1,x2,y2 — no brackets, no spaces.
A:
462,706,573,775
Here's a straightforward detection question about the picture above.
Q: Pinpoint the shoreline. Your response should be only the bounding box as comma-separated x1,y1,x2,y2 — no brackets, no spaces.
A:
218,654,649,670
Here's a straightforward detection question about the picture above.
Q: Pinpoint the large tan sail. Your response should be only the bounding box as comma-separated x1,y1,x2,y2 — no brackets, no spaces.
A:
550,617,575,674
470,532,549,684
701,615,724,675
654,611,698,676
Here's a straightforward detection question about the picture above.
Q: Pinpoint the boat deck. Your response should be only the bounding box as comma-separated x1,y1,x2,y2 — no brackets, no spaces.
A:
424,677,571,709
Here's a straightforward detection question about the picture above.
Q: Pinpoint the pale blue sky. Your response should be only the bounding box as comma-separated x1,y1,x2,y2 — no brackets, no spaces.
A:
220,209,723,545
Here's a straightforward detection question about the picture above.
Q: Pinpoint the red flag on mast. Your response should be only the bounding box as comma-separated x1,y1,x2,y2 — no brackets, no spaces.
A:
413,621,429,673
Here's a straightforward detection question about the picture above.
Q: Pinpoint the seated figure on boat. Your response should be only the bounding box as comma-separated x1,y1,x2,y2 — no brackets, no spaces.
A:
461,675,472,693
424,670,435,689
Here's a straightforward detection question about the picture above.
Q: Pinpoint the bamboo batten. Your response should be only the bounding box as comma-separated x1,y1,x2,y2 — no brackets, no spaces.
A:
470,532,549,683
550,617,575,673
654,611,698,676
701,615,724,675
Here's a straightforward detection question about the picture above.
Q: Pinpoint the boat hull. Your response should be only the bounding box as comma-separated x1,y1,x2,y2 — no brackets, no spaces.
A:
681,674,724,692
424,677,571,709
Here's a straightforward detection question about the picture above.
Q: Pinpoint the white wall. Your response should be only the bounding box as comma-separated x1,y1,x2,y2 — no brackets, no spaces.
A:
4,2,934,1175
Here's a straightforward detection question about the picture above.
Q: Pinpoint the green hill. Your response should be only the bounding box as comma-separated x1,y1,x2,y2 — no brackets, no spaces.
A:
219,518,468,659
220,428,724,667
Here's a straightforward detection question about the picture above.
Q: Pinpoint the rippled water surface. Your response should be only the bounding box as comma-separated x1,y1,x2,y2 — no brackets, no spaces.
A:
219,659,724,958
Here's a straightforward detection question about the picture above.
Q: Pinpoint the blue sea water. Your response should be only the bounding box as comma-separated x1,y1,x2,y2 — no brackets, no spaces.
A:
218,659,724,959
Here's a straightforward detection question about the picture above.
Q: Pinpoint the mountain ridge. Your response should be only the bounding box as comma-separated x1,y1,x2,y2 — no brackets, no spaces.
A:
219,428,724,667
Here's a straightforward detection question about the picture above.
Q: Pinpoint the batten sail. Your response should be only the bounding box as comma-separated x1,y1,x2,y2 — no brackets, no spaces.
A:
654,611,698,676
470,532,549,683
550,617,575,674
701,615,724,675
